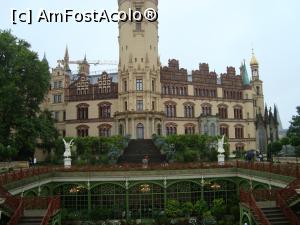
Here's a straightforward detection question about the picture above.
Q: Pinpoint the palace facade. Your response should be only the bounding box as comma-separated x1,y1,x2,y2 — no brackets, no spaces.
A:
43,0,278,154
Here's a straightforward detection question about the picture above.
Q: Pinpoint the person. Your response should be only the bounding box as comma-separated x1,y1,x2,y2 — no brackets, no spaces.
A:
33,157,37,166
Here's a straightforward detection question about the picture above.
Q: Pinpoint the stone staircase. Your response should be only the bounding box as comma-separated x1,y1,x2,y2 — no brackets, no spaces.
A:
260,207,291,225
17,210,46,225
118,139,163,164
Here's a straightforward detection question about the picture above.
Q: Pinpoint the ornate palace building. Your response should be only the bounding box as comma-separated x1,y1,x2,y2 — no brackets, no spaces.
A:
43,0,279,154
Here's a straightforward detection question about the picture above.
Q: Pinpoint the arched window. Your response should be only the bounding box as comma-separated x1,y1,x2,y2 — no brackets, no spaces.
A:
157,124,162,136
210,123,216,136
77,103,89,120
235,125,244,139
119,124,124,136
184,103,195,118
99,102,111,118
220,124,229,137
165,101,177,118
166,123,177,136
218,104,228,119
201,103,212,116
184,124,196,135
77,125,89,137
98,124,112,137
234,106,243,119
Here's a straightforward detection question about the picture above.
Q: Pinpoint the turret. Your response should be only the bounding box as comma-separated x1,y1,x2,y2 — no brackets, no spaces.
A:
79,54,90,75
63,46,70,71
250,50,259,80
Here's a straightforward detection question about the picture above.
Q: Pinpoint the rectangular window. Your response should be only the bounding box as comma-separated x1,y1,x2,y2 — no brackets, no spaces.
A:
136,100,143,111
55,111,59,121
124,101,128,111
63,111,66,121
136,79,143,91
152,101,155,111
53,94,62,103
53,82,58,89
124,80,128,92
151,79,156,92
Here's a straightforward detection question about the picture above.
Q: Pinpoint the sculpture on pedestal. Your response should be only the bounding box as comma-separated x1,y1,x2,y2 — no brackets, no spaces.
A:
63,139,73,168
217,135,225,165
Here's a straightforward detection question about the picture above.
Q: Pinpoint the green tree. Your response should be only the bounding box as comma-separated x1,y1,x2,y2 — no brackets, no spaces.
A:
280,137,290,156
181,201,194,218
165,199,182,218
287,106,300,157
194,199,208,219
287,106,300,139
0,30,53,158
211,198,226,220
267,141,282,157
36,110,59,153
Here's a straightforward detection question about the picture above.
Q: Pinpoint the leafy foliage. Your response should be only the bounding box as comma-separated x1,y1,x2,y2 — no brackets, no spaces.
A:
165,199,182,218
181,201,194,217
211,198,226,220
194,199,208,218
153,134,228,163
267,141,282,156
52,136,129,165
0,30,57,159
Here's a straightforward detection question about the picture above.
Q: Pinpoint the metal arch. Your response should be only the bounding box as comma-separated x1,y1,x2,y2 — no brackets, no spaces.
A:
238,179,250,187
208,177,238,186
24,190,38,197
253,183,269,190
241,212,252,225
40,185,51,195
128,180,164,189
166,179,201,189
90,181,126,190
52,182,88,192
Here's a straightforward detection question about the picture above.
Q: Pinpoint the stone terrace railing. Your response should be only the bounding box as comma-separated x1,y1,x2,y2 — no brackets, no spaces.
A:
0,161,299,186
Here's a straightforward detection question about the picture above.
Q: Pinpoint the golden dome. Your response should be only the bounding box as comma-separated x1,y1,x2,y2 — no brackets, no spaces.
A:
250,53,259,66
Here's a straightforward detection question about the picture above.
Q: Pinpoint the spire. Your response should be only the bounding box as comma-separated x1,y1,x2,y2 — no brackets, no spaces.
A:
250,48,259,66
241,59,250,86
83,53,87,63
64,45,70,71
264,105,269,120
64,45,69,61
42,52,48,63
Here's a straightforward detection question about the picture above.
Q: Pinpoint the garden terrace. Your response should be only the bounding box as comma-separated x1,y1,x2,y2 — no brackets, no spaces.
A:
0,161,298,194
1,161,299,223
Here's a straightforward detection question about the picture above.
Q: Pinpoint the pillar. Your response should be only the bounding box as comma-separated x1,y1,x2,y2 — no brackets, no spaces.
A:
131,118,135,139
152,117,155,135
125,118,129,135
146,116,149,138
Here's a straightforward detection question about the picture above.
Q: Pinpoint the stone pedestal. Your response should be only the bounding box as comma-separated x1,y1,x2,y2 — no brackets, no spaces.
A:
64,157,71,168
218,154,225,165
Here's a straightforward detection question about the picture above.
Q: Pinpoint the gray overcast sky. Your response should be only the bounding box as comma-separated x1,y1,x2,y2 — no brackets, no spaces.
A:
1,0,299,129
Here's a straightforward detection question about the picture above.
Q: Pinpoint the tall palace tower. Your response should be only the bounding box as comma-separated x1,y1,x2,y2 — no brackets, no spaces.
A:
116,0,163,139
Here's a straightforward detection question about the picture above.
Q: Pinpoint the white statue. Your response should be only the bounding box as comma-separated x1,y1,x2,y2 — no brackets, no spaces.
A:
63,139,73,168
63,139,74,158
217,135,225,165
217,135,225,154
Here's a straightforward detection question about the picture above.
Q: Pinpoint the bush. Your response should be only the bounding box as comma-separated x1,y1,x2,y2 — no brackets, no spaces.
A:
183,149,198,162
211,198,226,220
165,199,182,218
181,201,194,217
194,199,208,218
